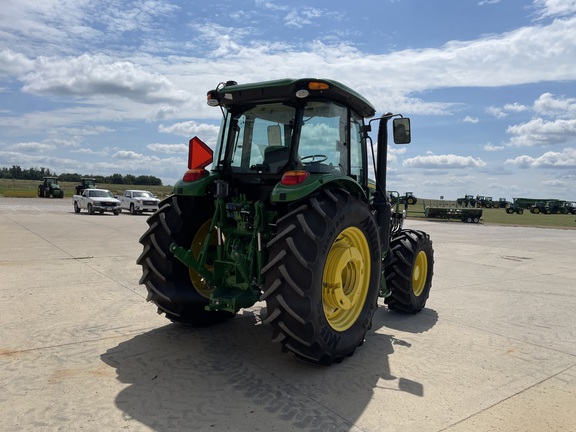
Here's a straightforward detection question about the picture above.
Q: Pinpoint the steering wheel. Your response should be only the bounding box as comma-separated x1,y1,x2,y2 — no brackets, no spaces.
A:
301,154,328,164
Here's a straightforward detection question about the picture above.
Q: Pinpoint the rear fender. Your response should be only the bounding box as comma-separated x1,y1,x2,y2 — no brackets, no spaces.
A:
271,173,366,203
172,173,220,196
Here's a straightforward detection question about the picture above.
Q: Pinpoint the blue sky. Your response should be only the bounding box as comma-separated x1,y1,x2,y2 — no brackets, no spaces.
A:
1,0,575,200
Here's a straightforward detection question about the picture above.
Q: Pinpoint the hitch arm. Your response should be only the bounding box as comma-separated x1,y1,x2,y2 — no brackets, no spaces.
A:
170,243,215,285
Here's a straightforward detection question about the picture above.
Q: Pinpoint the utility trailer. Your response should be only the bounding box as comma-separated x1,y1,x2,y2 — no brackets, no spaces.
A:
425,206,482,223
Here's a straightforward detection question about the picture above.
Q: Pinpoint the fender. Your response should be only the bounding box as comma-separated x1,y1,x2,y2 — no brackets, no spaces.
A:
271,173,367,203
172,172,220,196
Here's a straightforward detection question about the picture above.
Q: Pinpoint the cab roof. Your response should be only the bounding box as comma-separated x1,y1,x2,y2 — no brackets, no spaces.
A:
215,78,376,118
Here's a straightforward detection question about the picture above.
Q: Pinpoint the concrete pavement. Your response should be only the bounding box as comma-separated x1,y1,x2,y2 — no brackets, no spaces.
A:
1,197,575,432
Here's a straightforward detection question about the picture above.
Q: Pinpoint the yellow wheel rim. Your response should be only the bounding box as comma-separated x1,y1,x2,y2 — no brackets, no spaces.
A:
412,250,428,297
322,227,371,332
188,219,215,299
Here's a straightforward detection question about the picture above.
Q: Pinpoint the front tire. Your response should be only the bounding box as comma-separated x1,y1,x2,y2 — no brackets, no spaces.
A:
87,204,94,215
137,195,233,326
384,230,434,314
262,189,380,365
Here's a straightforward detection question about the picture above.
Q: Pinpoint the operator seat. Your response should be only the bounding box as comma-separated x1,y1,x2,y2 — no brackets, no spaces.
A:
263,146,290,174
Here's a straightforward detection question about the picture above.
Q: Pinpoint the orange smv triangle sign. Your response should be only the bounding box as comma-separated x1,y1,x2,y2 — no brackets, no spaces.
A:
188,136,213,169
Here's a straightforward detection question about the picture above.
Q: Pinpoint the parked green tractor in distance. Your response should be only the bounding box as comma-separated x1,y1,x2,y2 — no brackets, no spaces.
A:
456,194,476,208
137,78,434,365
75,178,97,195
494,198,509,209
505,203,524,214
38,177,64,198
400,191,418,205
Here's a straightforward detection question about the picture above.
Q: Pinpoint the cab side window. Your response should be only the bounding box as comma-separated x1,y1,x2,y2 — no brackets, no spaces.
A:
349,112,365,184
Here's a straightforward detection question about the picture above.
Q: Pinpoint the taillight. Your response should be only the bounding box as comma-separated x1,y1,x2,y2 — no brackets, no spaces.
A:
183,168,208,182
281,170,309,186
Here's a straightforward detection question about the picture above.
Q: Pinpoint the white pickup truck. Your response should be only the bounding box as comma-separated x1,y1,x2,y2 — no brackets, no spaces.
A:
119,190,160,214
73,189,121,215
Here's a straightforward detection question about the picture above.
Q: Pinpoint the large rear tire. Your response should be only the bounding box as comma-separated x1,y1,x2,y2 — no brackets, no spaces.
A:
384,229,434,314
137,195,234,326
262,189,380,365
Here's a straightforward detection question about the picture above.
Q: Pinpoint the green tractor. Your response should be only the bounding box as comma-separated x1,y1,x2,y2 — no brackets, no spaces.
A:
137,78,434,365
75,178,97,195
399,191,418,205
505,203,524,214
456,194,475,208
38,176,64,198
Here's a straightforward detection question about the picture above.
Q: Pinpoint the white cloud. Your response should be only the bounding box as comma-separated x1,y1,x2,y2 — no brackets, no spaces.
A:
533,92,576,117
146,143,188,154
506,118,576,147
159,121,220,138
487,102,529,118
483,143,505,151
542,179,566,186
534,0,576,18
12,142,55,152
49,125,114,137
463,116,479,123
0,49,34,75
403,154,487,169
503,102,529,113
505,147,576,167
285,8,323,28
487,106,508,118
21,54,189,104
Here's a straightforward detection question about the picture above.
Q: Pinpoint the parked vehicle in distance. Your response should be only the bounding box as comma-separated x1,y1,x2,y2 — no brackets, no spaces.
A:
505,203,524,214
119,190,160,214
73,189,121,215
38,177,64,198
75,178,97,195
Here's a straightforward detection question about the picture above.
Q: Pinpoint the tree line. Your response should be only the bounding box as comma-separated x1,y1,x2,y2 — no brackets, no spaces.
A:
0,165,163,186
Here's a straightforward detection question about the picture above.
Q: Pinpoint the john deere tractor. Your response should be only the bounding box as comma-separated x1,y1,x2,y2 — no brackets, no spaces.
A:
137,78,434,365
38,177,64,198
75,178,97,195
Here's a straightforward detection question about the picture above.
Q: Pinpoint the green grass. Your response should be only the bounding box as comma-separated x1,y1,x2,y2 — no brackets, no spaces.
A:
0,179,173,199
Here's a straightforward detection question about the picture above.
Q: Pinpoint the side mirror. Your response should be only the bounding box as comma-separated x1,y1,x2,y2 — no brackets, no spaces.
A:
392,118,411,144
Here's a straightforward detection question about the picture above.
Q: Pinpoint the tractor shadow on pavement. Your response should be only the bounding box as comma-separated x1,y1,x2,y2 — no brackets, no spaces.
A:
101,306,438,432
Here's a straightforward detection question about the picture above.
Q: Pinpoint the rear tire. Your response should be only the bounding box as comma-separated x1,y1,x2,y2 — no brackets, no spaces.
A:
262,189,380,365
74,202,80,213
137,195,234,326
384,230,434,314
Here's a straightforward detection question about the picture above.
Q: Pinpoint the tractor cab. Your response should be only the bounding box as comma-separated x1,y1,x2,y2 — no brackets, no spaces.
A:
180,79,410,203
